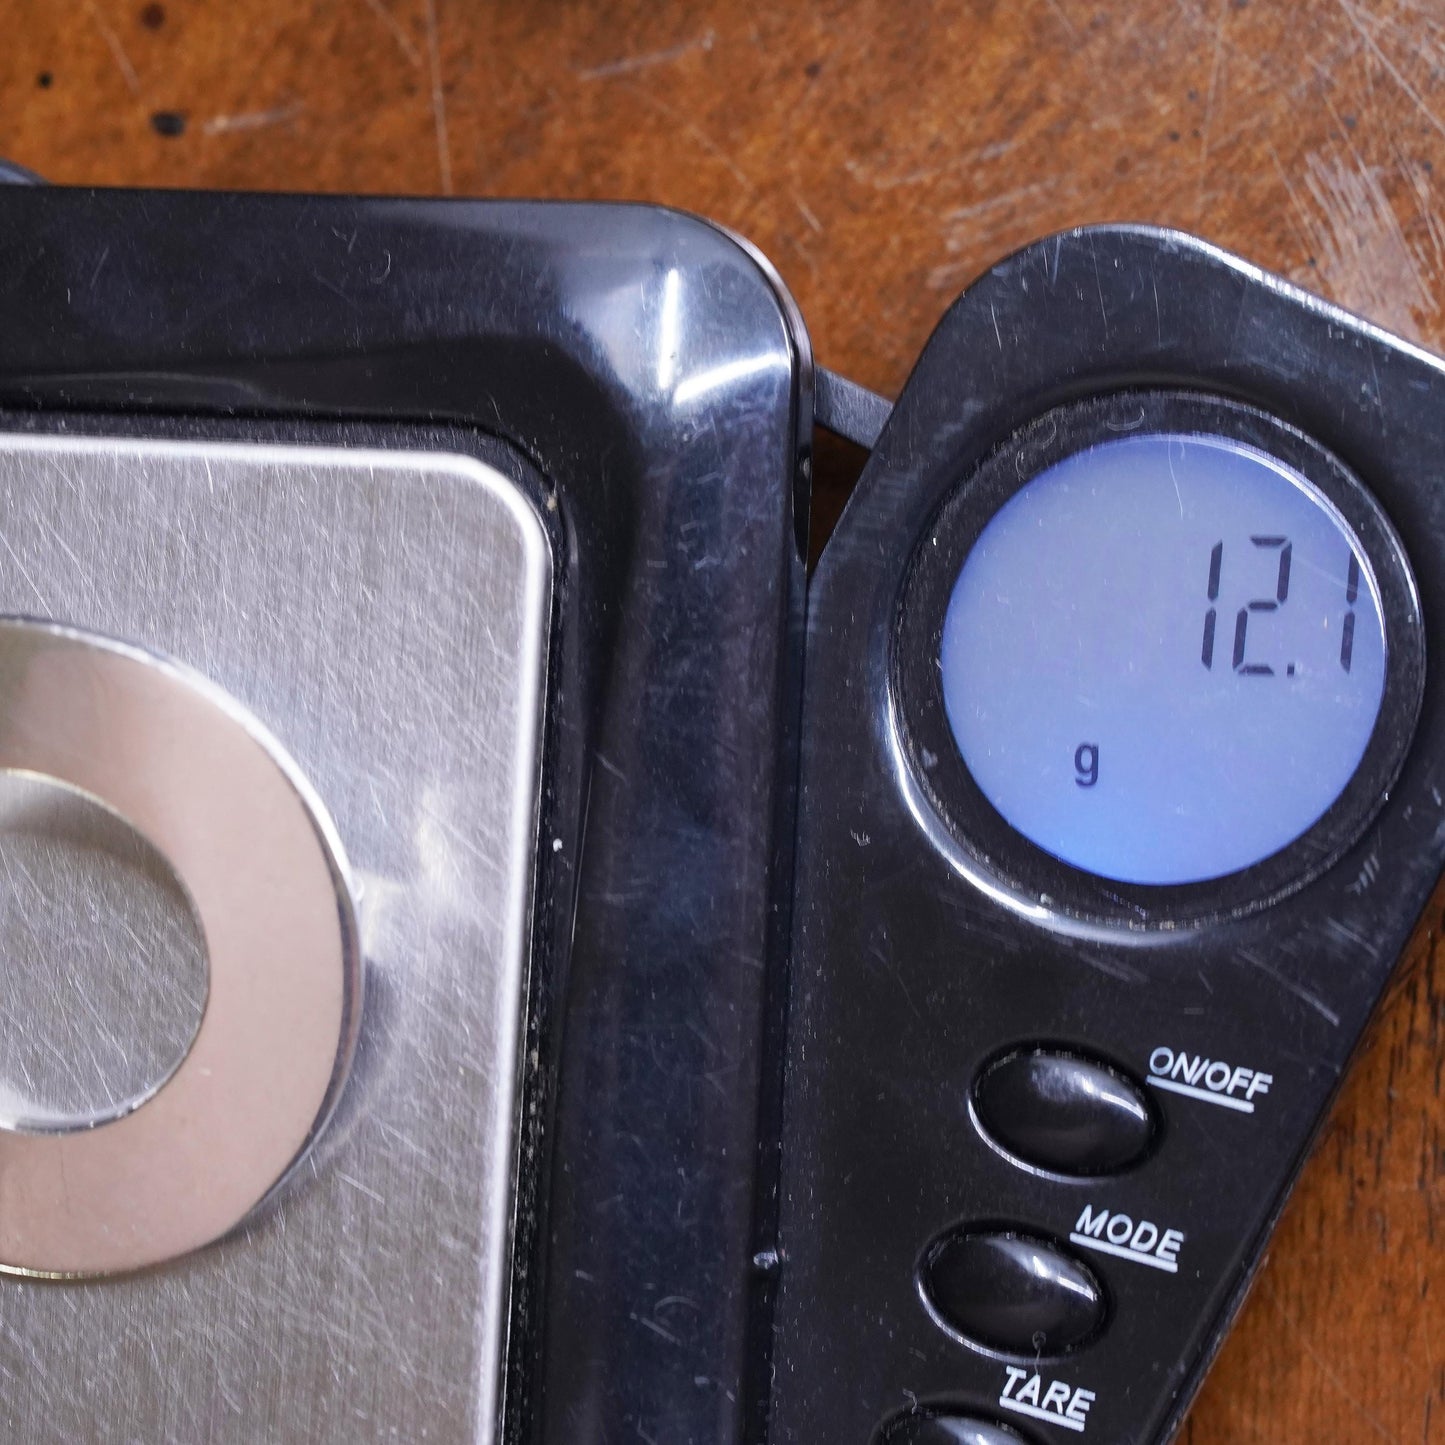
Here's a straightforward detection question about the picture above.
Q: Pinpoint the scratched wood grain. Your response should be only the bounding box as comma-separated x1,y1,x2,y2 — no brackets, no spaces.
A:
1,1,1444,1439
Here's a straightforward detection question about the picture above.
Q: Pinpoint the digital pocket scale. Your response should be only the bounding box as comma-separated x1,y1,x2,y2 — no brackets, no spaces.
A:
0,189,1439,1445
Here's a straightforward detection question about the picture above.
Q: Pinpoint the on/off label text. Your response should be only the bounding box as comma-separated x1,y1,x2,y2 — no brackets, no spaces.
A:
1147,1045,1273,1114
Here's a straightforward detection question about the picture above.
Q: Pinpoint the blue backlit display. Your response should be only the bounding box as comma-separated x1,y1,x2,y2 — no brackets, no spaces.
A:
940,433,1387,885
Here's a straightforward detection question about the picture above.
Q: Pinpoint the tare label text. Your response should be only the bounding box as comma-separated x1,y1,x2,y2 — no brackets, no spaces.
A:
999,1368,1096,1433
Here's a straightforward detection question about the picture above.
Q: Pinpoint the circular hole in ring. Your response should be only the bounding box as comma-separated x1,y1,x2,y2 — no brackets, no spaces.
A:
0,769,208,1132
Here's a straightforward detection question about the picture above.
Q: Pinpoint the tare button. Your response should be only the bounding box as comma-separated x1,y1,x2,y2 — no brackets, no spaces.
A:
1146,1044,1273,1114
998,1366,1097,1434
1068,1202,1185,1275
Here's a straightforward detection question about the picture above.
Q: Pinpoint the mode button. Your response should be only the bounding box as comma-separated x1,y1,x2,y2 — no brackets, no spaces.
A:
921,1229,1104,1355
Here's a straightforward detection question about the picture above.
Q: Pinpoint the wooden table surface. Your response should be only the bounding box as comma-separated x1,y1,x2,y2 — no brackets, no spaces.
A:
2,1,1443,1440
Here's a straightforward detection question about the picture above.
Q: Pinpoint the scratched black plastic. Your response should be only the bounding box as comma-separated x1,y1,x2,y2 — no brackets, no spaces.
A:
772,227,1445,1445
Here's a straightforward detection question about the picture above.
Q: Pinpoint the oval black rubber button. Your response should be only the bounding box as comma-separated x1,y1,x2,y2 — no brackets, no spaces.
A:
921,1229,1104,1355
973,1048,1156,1175
878,1411,1031,1445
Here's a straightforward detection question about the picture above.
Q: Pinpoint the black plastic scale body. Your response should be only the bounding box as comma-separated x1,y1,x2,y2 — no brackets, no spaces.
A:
0,187,809,1445
771,228,1445,1445
0,183,1441,1445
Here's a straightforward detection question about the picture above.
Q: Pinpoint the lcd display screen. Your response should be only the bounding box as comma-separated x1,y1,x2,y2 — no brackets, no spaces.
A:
940,433,1387,885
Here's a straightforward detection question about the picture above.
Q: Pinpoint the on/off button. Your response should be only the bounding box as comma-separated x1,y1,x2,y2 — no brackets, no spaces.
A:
972,1047,1157,1175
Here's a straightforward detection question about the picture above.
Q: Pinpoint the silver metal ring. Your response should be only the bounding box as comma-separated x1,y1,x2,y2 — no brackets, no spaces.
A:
0,618,361,1277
